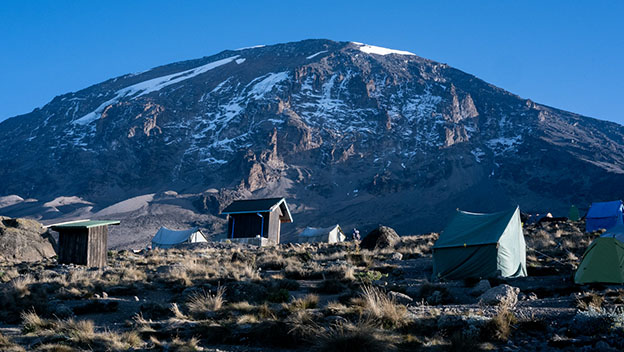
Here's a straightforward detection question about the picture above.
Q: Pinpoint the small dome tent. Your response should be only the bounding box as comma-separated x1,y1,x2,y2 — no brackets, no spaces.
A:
295,225,345,243
585,201,624,232
574,226,624,284
433,206,527,280
151,227,207,249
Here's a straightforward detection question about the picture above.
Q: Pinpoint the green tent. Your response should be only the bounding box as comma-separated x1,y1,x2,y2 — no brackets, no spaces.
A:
433,206,527,280
574,226,624,284
568,205,580,221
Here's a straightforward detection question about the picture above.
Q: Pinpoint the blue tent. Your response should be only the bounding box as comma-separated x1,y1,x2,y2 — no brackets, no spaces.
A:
586,200,624,232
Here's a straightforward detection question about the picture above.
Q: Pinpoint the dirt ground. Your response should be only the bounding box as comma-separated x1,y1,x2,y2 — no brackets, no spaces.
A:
0,221,622,351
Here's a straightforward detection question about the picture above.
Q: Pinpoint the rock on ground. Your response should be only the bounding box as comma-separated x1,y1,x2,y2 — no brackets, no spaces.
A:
478,284,520,307
0,217,56,263
360,226,400,250
469,279,491,296
388,291,413,305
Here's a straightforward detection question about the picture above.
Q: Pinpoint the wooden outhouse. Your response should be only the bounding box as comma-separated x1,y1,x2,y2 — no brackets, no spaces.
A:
50,220,120,267
221,198,293,244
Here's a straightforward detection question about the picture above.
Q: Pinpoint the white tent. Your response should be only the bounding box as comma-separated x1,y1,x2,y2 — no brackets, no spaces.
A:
296,225,345,243
151,227,207,249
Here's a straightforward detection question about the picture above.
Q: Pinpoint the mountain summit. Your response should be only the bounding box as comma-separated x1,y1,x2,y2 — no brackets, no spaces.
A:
1,39,623,246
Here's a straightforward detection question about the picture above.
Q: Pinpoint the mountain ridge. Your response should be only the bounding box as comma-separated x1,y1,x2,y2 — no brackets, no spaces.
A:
1,38,623,248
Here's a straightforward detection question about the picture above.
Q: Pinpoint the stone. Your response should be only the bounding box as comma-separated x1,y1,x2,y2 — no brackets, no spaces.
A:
360,226,400,250
0,217,56,263
53,304,74,318
391,252,403,261
388,291,413,305
469,279,491,296
478,284,520,307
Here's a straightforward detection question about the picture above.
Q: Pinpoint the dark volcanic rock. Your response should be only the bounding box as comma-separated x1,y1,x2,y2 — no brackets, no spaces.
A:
360,225,400,250
0,217,56,262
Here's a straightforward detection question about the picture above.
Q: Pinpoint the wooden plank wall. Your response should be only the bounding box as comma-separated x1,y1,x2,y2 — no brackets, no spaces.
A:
87,226,108,268
58,228,89,265
268,208,282,243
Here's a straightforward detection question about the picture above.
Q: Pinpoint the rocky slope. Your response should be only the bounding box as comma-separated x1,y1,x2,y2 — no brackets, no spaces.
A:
0,39,623,245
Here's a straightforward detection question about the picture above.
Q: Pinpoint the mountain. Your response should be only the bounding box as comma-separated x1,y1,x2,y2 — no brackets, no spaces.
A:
1,39,623,248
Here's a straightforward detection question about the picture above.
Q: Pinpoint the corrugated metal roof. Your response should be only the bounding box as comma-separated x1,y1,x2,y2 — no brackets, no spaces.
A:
221,197,292,223
50,220,120,230
222,198,284,213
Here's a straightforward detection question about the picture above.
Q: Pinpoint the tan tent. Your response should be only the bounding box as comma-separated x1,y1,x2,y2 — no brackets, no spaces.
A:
296,225,345,243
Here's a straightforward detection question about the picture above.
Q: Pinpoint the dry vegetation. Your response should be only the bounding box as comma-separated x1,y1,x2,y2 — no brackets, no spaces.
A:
0,222,623,351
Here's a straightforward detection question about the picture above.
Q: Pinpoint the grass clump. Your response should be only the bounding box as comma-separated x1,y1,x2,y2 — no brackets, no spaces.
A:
187,285,226,318
290,294,320,310
314,321,398,352
358,285,408,328
576,292,604,311
483,307,517,341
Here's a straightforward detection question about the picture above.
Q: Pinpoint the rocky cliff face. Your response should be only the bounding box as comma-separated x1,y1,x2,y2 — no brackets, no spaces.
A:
0,39,623,241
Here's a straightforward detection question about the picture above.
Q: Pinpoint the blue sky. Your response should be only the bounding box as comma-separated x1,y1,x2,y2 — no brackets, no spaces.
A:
1,1,623,123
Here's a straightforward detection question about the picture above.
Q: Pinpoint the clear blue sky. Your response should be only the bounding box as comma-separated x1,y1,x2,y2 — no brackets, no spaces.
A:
1,1,623,123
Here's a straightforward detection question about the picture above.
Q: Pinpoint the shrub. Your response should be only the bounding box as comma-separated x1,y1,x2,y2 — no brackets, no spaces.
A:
187,286,226,318
576,292,604,311
313,321,398,352
483,307,517,341
359,285,408,328
267,288,291,303
291,294,319,310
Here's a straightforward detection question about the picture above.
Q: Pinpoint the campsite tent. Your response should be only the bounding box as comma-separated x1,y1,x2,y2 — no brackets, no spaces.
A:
432,206,527,280
151,227,207,249
585,201,624,232
574,226,624,284
295,225,345,243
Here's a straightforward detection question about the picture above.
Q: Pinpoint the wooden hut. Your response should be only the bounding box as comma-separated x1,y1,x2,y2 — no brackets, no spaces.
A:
221,198,293,244
50,220,120,267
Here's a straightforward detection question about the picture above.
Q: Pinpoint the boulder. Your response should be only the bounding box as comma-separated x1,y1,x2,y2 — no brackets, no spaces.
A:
388,291,413,305
360,226,400,250
478,284,520,307
469,279,491,296
0,217,56,263
391,252,403,261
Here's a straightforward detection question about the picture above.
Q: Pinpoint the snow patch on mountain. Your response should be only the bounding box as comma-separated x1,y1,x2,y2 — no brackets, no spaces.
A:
486,135,523,155
73,56,239,125
354,42,415,56
235,45,265,51
307,50,328,59
249,72,289,99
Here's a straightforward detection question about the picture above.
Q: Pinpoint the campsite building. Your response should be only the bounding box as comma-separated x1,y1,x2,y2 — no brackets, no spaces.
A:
432,207,526,280
575,225,624,284
221,198,293,245
151,227,207,249
294,225,345,244
50,220,120,268
585,200,624,232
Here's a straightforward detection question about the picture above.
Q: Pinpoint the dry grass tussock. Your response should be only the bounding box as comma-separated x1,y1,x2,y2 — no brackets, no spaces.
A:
483,307,518,342
358,285,409,328
313,320,399,352
187,285,226,317
0,332,25,352
21,311,143,350
149,336,201,352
